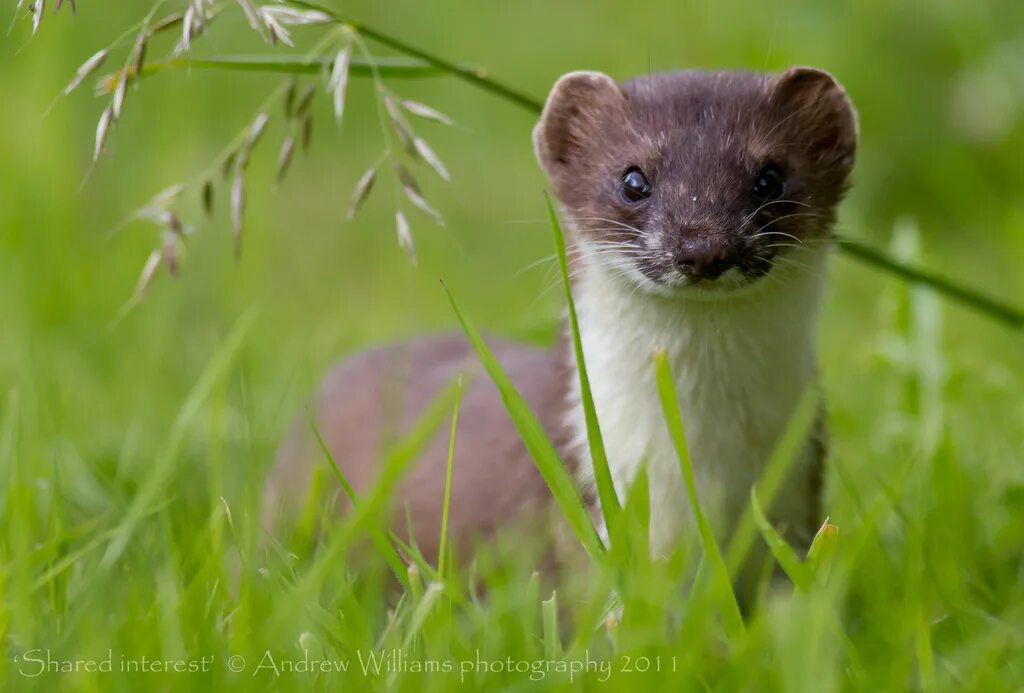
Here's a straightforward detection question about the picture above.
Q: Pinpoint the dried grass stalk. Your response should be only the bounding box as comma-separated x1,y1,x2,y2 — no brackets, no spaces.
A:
161,232,181,276
245,112,270,151
133,249,162,301
258,6,332,47
329,43,352,127
395,210,416,264
31,0,44,35
413,136,450,181
151,13,184,35
347,165,377,219
394,163,419,193
202,180,214,215
301,114,313,153
65,49,109,95
236,0,261,31
112,69,128,120
404,189,444,226
237,112,269,169
401,99,453,126
163,211,184,238
260,6,332,26
94,106,113,161
283,78,297,118
294,85,316,118
136,185,185,222
275,136,295,183
231,171,245,258
383,94,419,158
395,164,444,225
132,34,148,85
182,4,200,52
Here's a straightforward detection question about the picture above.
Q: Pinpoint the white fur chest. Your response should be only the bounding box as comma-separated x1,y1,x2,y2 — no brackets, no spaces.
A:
566,248,827,554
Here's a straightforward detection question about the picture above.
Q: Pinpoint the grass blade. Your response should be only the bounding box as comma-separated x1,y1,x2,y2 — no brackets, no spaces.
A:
304,411,411,588
101,307,258,568
401,581,443,650
750,488,812,591
273,377,460,627
807,518,839,583
724,386,821,577
608,463,650,572
437,374,464,577
542,591,561,660
547,194,620,536
653,349,744,638
442,281,604,562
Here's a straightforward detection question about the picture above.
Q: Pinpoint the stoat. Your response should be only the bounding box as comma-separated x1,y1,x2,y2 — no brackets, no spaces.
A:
266,67,857,563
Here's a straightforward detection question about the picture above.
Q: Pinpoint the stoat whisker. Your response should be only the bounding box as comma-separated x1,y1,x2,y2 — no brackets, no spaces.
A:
750,230,803,244
570,216,644,235
511,253,559,278
737,199,813,229
748,212,821,239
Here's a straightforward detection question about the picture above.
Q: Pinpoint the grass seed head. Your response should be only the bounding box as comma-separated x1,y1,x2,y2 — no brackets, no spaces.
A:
384,93,419,158
413,136,450,182
283,78,297,119
64,49,109,96
275,136,295,184
394,164,444,225
93,106,113,161
245,112,270,152
150,13,184,35
133,249,162,301
31,0,44,35
132,33,148,85
235,0,260,32
202,180,214,215
329,44,352,127
395,210,416,264
301,114,313,153
257,6,331,48
294,85,316,119
347,165,377,219
161,232,181,277
401,99,454,126
394,162,420,193
163,211,184,238
221,151,236,180
111,69,128,120
181,4,198,52
231,172,245,258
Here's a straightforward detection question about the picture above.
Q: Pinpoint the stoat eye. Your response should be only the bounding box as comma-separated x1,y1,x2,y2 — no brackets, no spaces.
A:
753,163,786,202
620,167,652,203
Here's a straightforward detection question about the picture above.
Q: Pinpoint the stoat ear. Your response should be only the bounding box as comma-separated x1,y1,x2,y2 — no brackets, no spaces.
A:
770,67,858,176
533,71,629,178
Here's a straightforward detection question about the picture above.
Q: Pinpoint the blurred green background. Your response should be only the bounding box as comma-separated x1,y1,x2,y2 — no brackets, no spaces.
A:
2,1,1024,689
1,0,1022,529
2,0,1021,488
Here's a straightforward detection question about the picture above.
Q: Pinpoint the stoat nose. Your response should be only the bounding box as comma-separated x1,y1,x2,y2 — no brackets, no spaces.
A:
673,237,734,280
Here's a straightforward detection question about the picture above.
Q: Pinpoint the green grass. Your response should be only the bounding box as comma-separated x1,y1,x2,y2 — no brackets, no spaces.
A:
3,195,1022,693
3,0,1024,690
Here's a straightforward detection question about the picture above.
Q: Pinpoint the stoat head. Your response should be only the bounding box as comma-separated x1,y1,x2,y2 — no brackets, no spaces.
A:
534,68,857,296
